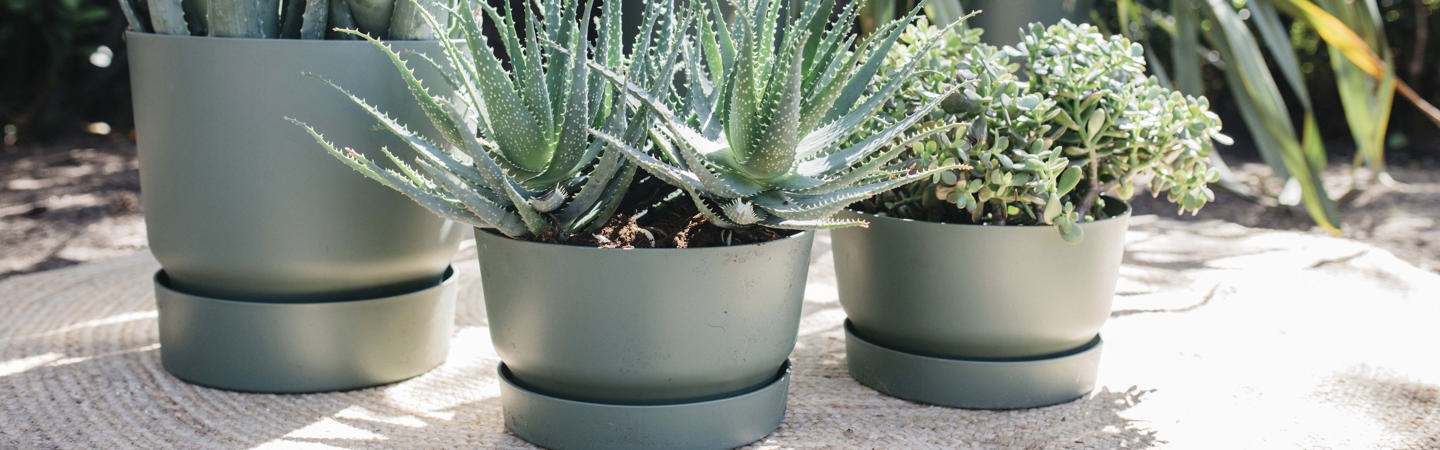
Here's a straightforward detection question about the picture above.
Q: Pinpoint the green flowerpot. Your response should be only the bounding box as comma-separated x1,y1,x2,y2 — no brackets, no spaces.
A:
128,32,463,392
963,0,1094,45
832,200,1129,409
128,32,463,301
476,230,813,450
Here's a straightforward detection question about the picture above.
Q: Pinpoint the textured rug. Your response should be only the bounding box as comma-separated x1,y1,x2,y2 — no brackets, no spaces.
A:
2,216,1438,449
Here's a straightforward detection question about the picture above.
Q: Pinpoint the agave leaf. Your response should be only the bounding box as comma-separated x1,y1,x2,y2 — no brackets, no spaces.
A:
208,0,277,38
146,0,189,35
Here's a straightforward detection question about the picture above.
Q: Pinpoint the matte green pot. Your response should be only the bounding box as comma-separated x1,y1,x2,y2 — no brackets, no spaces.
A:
128,32,464,301
963,0,1094,45
832,200,1129,408
476,230,812,449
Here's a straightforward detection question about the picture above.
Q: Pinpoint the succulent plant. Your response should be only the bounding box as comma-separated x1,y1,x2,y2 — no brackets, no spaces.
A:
589,0,967,230
117,0,448,39
861,19,1227,241
292,0,664,240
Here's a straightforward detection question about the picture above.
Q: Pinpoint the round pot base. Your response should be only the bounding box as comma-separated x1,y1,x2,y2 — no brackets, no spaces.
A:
845,320,1102,409
154,267,458,393
497,360,792,450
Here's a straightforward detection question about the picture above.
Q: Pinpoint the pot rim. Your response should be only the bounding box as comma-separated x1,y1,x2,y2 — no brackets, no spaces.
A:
154,266,456,306
847,195,1132,230
475,228,814,255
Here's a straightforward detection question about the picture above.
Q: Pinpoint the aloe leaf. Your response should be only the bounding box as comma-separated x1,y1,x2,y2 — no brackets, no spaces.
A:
347,0,394,37
340,29,475,156
588,0,622,122
183,0,207,35
452,1,547,175
208,0,278,38
289,119,493,230
389,0,447,39
118,0,151,32
797,123,965,195
590,62,730,160
145,0,189,35
328,0,359,39
756,165,962,221
410,156,526,236
799,86,955,177
528,10,594,188
280,0,304,38
820,1,924,126
739,31,806,181
726,16,759,167
305,73,502,198
590,128,708,194
759,216,867,230
297,0,328,39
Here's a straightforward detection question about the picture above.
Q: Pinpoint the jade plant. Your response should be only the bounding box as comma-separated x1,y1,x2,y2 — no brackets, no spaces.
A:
295,0,963,243
589,0,964,229
117,0,449,39
858,19,1228,241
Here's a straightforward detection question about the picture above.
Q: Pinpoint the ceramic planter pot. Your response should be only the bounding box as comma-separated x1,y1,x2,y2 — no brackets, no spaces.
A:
128,32,463,392
476,230,813,450
832,200,1129,409
129,32,463,301
964,0,1095,45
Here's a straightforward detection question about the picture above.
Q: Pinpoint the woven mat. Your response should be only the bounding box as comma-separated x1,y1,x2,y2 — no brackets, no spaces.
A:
3,216,1438,449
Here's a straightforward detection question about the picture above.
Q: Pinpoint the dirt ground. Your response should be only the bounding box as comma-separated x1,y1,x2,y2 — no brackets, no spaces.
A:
2,136,1438,281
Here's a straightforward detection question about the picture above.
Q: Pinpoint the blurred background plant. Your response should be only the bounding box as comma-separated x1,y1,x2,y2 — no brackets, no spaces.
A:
1,0,131,146
863,0,1440,234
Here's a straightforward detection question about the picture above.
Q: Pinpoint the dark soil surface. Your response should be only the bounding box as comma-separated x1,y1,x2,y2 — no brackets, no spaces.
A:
2,136,1438,279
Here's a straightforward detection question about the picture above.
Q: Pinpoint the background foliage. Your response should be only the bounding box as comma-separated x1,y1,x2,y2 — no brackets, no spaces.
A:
1,0,132,145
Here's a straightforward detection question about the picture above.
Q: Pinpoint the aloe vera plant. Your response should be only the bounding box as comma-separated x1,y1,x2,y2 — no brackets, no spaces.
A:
861,20,1226,241
117,0,448,39
589,0,966,230
293,0,662,240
